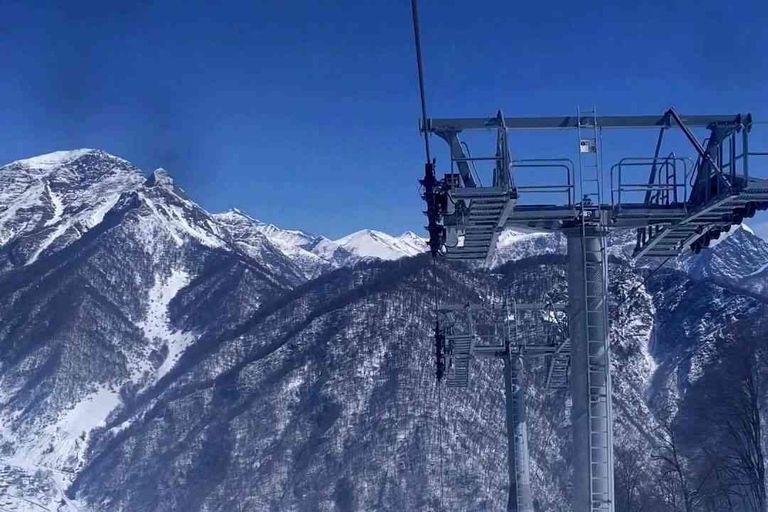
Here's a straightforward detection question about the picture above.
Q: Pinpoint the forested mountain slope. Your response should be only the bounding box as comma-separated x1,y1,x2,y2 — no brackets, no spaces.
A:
0,150,765,511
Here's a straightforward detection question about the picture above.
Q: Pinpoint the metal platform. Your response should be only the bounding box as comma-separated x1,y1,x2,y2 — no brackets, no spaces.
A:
634,179,768,257
444,187,516,263
445,333,473,388
439,302,567,388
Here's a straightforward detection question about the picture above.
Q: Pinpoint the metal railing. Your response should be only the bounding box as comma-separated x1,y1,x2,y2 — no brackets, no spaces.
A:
688,132,763,203
726,152,768,187
511,158,575,207
611,156,693,208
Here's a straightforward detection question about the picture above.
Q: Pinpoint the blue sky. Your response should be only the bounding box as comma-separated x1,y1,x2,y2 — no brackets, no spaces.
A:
1,0,767,239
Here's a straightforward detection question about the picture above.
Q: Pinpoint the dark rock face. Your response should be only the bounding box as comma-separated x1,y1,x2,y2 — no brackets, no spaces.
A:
0,150,766,511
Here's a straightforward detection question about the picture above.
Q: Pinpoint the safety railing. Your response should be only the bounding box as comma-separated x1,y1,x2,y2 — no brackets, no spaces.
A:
721,151,768,187
611,155,693,209
688,132,763,204
511,158,575,207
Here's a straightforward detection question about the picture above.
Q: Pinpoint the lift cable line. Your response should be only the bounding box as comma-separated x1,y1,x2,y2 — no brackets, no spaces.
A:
433,257,445,512
411,0,443,261
411,3,447,508
410,0,431,164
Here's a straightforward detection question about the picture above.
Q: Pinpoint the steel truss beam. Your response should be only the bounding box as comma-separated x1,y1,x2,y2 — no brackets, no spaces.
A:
425,113,747,132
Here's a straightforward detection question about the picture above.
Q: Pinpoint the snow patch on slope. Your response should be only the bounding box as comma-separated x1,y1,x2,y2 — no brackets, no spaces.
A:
12,149,96,172
137,269,195,385
25,221,71,265
43,182,64,227
0,381,116,512
25,191,126,265
139,191,225,250
0,181,47,245
8,386,119,471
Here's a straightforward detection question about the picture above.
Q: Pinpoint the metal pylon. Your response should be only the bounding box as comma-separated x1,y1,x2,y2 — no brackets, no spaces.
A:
572,107,614,511
505,301,533,512
419,105,768,512
440,301,558,512
505,352,533,512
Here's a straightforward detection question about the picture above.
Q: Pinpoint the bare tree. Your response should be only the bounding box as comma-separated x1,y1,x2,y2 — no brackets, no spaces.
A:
723,323,767,511
652,417,714,512
614,446,651,512
683,317,767,511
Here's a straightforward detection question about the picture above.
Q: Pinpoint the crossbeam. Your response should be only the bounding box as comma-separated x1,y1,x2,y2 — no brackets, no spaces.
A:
439,303,566,312
425,114,747,132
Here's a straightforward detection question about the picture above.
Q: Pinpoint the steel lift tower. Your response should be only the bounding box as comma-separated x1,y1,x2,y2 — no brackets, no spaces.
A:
438,301,567,511
421,108,768,511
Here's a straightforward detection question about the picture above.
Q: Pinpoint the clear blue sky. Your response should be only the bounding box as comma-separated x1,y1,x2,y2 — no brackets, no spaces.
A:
1,0,767,239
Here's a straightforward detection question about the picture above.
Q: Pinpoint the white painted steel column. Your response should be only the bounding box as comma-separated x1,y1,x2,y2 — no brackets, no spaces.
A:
567,230,614,512
504,353,533,512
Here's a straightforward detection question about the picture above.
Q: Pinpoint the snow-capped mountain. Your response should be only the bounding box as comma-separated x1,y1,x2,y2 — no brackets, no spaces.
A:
0,150,307,511
0,149,144,270
488,229,564,267
1,149,766,512
676,224,768,298
213,208,332,280
331,229,427,260
214,211,431,277
248,216,320,249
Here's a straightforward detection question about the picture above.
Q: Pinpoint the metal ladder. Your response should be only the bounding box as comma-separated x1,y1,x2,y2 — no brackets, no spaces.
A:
577,106,614,511
545,340,571,390
577,106,603,222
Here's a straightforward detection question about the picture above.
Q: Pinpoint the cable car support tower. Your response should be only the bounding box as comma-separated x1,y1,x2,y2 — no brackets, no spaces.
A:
421,109,768,511
409,3,768,511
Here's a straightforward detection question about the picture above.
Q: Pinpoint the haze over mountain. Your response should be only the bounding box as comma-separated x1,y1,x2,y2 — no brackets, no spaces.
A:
0,150,766,511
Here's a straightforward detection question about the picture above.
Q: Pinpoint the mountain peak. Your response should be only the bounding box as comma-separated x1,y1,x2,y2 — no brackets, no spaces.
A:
334,229,426,260
214,208,263,227
3,149,138,180
2,149,141,188
740,223,755,236
146,168,174,188
8,149,97,171
0,149,145,264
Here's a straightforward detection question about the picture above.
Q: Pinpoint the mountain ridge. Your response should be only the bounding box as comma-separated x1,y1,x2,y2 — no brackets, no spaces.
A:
1,149,767,511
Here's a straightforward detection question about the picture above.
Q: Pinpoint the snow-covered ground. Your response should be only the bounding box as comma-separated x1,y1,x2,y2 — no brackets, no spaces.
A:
0,383,119,512
137,269,195,385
